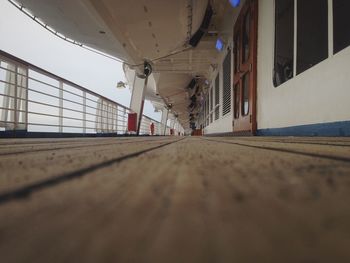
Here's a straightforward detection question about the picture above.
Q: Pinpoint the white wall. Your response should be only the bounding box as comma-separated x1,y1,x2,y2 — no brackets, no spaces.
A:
203,0,248,135
257,0,350,130
204,114,232,134
206,0,350,135
203,48,234,135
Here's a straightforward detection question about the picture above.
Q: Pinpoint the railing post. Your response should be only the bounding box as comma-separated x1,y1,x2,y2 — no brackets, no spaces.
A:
59,81,63,133
13,65,18,131
136,76,148,136
83,91,86,134
25,67,29,131
115,105,119,134
164,110,169,136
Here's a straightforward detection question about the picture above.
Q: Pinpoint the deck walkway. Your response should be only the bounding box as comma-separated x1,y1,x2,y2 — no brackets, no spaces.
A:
0,136,350,263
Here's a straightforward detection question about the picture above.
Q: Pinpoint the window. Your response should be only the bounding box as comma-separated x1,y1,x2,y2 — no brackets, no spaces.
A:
274,0,294,87
297,0,328,75
242,73,250,116
234,83,240,119
333,0,350,54
206,93,209,125
210,87,213,123
214,75,220,120
222,50,232,115
201,100,207,127
274,0,332,85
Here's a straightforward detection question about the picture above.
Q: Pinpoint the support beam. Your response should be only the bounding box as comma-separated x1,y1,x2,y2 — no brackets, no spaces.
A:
161,107,169,136
174,121,179,136
169,115,177,136
129,75,147,135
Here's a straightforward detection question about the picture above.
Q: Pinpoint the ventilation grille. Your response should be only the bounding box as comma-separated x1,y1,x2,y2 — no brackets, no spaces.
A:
222,50,232,116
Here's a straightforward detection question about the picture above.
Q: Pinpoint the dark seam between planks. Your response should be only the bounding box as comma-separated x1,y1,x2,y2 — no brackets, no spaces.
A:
0,138,186,205
202,138,350,163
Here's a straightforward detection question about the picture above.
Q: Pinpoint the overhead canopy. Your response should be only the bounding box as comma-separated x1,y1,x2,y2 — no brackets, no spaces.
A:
16,0,237,130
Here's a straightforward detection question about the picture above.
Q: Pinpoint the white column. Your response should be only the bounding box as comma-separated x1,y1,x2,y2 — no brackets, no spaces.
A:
169,115,176,135
160,107,169,136
174,121,179,136
129,75,147,134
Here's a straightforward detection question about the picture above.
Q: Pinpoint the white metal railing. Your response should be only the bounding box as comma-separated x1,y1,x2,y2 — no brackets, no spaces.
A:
0,50,165,136
140,115,169,136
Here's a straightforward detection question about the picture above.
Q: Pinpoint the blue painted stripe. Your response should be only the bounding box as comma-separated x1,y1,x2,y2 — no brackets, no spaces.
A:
257,120,350,137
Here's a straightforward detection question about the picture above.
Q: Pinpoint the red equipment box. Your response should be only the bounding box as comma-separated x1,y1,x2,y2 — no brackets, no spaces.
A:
128,113,137,132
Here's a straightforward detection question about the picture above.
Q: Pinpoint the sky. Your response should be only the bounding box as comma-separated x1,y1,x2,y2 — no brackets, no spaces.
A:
0,0,161,121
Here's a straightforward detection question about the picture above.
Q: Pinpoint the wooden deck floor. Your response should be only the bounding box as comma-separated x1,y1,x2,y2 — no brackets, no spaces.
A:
0,136,350,263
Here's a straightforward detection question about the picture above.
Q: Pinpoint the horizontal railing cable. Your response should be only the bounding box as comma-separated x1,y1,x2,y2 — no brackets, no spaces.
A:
0,51,166,135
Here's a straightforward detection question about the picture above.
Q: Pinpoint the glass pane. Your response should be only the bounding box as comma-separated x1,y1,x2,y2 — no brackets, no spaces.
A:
234,83,240,119
297,0,328,74
333,0,350,54
243,11,251,62
242,73,249,116
274,0,294,87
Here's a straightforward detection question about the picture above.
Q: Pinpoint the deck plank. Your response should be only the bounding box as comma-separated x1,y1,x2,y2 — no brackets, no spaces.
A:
0,137,350,263
0,137,177,193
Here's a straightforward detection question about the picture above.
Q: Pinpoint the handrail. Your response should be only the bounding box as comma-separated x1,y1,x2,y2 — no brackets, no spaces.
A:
0,49,169,136
0,50,131,110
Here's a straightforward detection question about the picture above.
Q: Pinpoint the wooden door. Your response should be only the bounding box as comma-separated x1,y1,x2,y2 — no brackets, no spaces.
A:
233,0,258,135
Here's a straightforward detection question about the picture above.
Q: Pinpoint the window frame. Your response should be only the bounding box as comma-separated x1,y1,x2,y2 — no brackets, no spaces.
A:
273,0,334,87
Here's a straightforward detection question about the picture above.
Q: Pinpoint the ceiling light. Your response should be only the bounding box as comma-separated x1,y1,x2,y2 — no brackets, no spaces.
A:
216,38,224,51
229,0,240,8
